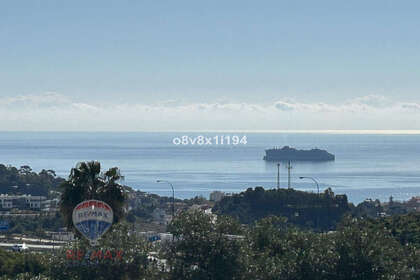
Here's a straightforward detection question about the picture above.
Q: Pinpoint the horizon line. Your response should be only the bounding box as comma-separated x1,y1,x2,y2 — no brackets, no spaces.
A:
2,129,420,135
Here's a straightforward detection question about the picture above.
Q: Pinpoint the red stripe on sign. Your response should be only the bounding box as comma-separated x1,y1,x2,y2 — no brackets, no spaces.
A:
75,200,112,211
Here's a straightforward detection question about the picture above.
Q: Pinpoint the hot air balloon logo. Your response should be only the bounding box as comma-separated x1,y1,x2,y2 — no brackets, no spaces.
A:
72,200,113,246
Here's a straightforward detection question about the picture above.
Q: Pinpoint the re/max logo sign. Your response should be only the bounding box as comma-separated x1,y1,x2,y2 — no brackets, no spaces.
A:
66,249,123,261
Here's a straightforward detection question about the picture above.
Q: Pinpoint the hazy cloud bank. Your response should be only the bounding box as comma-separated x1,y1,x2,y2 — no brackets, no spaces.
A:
1,93,419,131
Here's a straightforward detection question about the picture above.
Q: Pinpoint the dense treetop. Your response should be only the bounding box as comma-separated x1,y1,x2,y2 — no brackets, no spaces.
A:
0,164,64,196
213,186,350,231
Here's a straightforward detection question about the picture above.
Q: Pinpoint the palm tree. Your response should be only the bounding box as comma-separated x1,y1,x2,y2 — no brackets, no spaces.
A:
60,161,126,230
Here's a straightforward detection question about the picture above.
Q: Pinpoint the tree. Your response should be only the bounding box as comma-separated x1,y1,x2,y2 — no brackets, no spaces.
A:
60,161,126,231
0,164,63,196
334,217,413,280
45,223,162,280
213,187,350,231
246,216,337,280
0,248,45,278
166,210,246,280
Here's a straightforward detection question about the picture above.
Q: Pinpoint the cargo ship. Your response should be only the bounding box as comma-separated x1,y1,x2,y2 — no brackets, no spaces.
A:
263,146,335,162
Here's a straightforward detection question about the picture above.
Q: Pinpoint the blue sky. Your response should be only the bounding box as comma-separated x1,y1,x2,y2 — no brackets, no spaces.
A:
1,1,420,130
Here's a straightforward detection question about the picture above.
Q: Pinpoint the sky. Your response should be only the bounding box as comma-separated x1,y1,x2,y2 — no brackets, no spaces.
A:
1,0,420,131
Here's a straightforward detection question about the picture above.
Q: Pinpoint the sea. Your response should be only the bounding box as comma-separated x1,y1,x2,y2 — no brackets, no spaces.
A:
1,131,420,205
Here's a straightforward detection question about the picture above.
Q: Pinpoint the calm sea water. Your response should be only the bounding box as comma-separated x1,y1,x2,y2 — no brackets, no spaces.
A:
1,132,419,204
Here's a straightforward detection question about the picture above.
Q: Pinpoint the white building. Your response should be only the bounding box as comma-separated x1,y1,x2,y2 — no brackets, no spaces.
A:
41,198,60,212
51,231,75,241
209,191,225,202
0,194,47,210
0,198,13,209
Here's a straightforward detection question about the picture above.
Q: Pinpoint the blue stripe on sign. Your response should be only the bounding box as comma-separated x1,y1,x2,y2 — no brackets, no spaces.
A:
76,220,111,240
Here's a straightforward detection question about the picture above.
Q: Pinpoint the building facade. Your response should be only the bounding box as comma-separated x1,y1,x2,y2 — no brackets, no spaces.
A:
0,194,47,210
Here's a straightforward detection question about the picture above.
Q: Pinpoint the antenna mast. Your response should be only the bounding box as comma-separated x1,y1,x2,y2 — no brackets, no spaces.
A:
287,160,292,189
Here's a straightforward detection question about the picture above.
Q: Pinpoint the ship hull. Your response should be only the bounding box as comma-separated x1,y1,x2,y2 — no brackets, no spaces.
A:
263,146,335,162
263,155,335,162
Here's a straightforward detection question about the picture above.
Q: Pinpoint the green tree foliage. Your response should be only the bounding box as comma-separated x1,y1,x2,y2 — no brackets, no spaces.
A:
165,212,418,279
0,164,63,197
333,217,414,280
5,212,64,236
382,212,420,245
213,187,349,231
2,212,420,279
44,223,162,280
59,161,126,230
245,215,417,279
0,249,46,278
352,199,383,218
344,212,420,247
166,211,246,280
246,216,337,280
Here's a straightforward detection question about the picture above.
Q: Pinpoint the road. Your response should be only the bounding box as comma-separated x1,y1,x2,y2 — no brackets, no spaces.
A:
0,242,62,250
12,236,67,244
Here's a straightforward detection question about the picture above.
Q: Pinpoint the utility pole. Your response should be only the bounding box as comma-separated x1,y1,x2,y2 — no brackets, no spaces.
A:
299,176,321,230
156,180,175,218
299,176,320,196
287,161,292,189
277,163,280,189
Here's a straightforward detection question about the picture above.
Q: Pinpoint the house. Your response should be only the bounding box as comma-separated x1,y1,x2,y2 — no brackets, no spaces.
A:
41,198,60,212
0,194,47,210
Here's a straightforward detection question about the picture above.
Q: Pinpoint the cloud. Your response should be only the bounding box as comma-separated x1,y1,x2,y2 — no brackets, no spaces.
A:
400,103,420,112
1,93,420,131
274,101,295,111
348,94,392,108
0,92,71,108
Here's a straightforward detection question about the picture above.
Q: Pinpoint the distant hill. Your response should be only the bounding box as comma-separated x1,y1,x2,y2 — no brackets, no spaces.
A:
213,187,350,231
0,164,64,196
